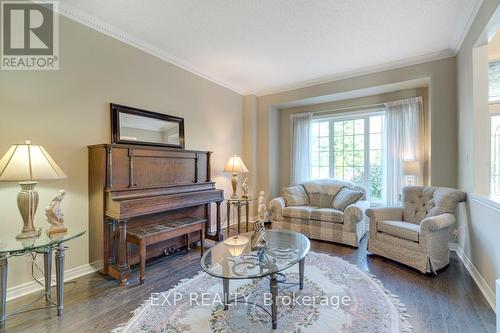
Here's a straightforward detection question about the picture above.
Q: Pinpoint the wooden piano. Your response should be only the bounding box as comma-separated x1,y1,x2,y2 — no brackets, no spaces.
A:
88,144,223,285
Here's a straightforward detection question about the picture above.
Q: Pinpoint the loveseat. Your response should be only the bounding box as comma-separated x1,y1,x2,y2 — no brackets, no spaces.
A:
270,179,369,247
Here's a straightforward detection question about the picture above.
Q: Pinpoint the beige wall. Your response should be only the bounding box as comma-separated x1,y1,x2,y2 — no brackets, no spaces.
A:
252,57,457,198
0,16,242,289
457,0,500,306
277,88,430,190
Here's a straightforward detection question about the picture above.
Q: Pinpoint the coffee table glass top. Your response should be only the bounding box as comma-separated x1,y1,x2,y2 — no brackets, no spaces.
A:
0,229,85,254
201,229,310,279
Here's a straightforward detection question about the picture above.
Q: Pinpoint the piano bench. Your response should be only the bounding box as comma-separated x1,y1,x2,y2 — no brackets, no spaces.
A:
126,218,206,285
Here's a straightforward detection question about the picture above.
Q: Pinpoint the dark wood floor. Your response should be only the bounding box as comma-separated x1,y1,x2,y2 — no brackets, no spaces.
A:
1,233,496,333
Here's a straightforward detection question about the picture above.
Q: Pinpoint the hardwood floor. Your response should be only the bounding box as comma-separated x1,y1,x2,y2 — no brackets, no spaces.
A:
1,234,496,333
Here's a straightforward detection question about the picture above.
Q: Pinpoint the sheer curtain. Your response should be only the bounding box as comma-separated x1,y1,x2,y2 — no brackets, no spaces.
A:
385,97,424,205
291,112,313,184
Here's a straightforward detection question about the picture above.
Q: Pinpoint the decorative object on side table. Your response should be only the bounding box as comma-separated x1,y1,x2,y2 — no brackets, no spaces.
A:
251,191,268,250
0,141,66,239
45,190,67,236
223,155,249,198
240,177,249,198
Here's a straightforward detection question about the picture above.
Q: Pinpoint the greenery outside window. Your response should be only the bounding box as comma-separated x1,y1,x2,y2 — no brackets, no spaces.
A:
311,111,385,203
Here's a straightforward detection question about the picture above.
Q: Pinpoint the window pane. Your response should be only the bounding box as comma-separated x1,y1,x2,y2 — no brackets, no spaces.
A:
311,167,319,180
312,122,320,137
369,165,383,199
319,122,329,136
333,137,343,151
489,61,500,102
370,115,382,133
354,135,364,150
320,137,329,151
320,151,329,166
312,137,319,151
370,150,382,166
344,167,354,182
354,150,364,166
319,167,329,179
334,166,344,179
354,119,364,134
343,151,354,166
333,121,343,136
312,151,319,166
353,167,364,185
344,120,354,135
334,151,343,167
343,135,354,151
370,133,382,149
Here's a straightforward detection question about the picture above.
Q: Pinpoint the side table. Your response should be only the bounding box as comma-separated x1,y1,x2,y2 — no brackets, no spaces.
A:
0,229,85,327
226,197,256,235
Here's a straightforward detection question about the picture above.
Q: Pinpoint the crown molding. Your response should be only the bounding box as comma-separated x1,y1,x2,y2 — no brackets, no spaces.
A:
453,0,484,53
255,49,455,96
56,3,247,95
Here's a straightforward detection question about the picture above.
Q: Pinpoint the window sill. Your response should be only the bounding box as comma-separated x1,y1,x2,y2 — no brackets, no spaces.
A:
468,193,500,212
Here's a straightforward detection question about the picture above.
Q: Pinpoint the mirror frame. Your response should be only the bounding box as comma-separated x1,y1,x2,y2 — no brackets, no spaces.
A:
110,103,185,149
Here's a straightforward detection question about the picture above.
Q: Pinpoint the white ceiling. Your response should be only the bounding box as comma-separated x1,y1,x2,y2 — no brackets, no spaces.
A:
60,0,481,95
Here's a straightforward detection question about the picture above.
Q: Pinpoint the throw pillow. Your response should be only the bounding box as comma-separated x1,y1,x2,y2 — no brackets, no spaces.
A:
281,185,309,206
331,187,364,211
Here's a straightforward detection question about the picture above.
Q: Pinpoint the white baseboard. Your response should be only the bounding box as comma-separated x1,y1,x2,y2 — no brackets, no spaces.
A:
6,264,97,302
449,242,496,312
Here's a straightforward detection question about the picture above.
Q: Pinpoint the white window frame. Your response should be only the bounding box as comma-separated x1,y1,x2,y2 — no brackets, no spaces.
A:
312,109,386,203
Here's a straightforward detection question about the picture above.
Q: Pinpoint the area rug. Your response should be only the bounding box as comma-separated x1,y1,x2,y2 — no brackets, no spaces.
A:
114,252,413,333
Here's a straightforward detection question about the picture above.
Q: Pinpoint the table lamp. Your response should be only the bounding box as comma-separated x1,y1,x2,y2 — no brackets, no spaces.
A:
223,155,249,198
403,160,421,186
0,141,66,239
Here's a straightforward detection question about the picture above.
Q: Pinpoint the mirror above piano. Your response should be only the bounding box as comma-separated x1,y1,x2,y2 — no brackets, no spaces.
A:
111,103,185,149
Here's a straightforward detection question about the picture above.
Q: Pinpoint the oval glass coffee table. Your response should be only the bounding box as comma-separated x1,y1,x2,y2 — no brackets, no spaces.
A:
201,229,310,329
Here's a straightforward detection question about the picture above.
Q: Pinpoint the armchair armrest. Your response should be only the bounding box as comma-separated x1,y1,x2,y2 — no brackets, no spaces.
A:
344,200,370,232
366,207,403,222
420,213,455,233
270,197,286,221
366,207,403,238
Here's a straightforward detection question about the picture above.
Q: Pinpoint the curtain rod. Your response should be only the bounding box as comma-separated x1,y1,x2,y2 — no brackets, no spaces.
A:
312,102,386,115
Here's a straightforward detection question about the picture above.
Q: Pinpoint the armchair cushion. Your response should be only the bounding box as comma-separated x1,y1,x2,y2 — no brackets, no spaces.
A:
377,220,420,242
310,208,344,223
282,205,317,219
331,187,364,211
281,185,309,206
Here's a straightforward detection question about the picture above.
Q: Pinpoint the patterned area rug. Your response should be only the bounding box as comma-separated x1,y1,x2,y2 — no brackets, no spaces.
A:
114,252,413,333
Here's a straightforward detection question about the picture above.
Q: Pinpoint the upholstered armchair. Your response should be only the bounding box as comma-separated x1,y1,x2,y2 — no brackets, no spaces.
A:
367,186,465,274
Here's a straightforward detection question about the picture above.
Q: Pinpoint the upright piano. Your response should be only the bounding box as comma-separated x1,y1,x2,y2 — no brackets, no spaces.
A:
88,144,223,285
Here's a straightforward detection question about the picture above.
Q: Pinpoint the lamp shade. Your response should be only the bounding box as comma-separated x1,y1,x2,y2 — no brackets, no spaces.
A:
0,141,66,181
223,155,249,173
403,160,421,176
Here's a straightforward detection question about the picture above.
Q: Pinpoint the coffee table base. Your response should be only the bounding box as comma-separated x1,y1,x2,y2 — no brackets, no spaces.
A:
222,257,305,329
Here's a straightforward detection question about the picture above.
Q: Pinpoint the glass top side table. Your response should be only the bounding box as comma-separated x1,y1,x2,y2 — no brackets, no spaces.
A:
0,228,85,327
225,197,256,235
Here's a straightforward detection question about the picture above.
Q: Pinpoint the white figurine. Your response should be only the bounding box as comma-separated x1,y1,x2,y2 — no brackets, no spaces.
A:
241,177,249,198
257,190,268,223
45,190,67,236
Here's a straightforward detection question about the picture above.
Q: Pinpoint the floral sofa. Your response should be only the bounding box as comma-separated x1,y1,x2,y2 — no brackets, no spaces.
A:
270,179,370,247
